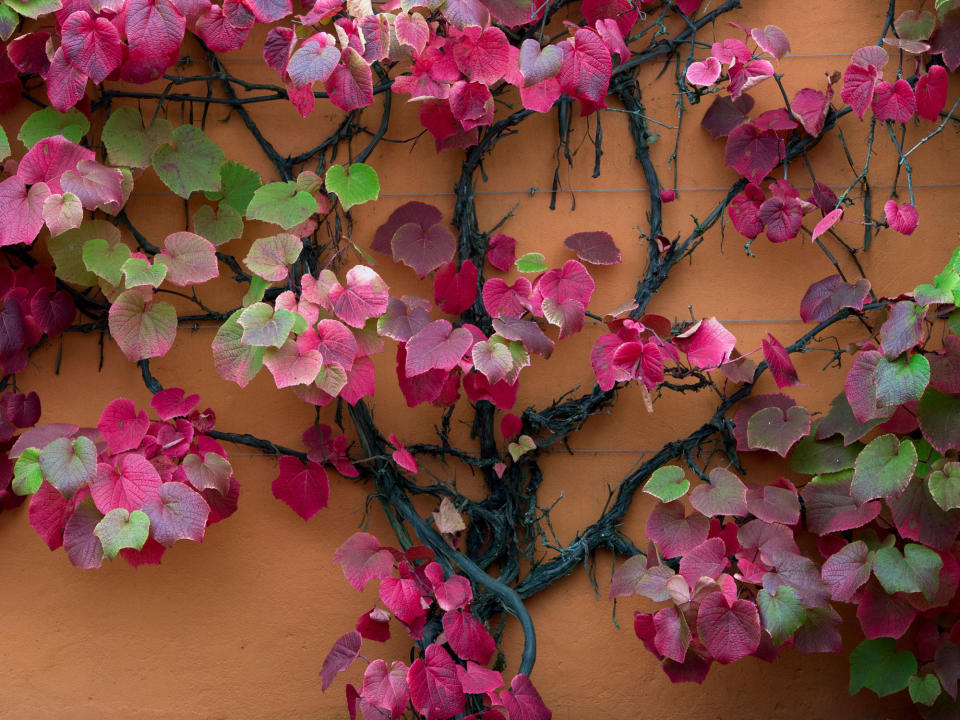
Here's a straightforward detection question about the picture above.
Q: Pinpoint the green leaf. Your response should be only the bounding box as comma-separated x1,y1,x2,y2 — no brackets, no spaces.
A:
245,181,317,229
18,107,90,148
211,309,265,388
508,434,536,461
121,257,167,289
790,434,863,475
49,220,121,286
915,438,944,478
643,466,689,502
851,434,918,504
237,302,295,348
873,543,942,599
929,463,960,511
242,274,270,307
244,233,302,281
93,508,150,560
950,309,960,338
206,160,261,214
103,108,173,169
918,388,960,455
0,123,8,161
38,436,97,499
4,0,62,19
82,237,131,287
152,125,225,198
757,585,805,646
12,448,43,495
515,252,548,273
0,4,18,41
875,354,930,407
908,673,942,706
324,163,379,212
193,204,243,246
849,638,917,698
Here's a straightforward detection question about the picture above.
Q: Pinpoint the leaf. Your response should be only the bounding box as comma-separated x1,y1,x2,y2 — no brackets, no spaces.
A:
271,456,329,520
238,302,296,348
405,320,473,376
362,660,410,718
518,38,562,86
643,466,689,503
193,204,243,246
689,467,748,517
849,638,917,697
212,309,265,387
757,585,804,645
442,609,495,664
334,532,395,591
151,124,224,198
287,33,340,86
646,500,709,558
121,256,167,289
929,463,960,511
244,234,302,281
686,56,721,86
0,176,49,248
761,333,800,388
746,405,811,457
102,108,172,169
407,644,465,720
918,388,960,454
155,232,218,286
821,540,873,602
515,252,548,273
13,448,43,495
61,10,122,83
916,66,949,122
678,537,728,586
208,160,261,213
724,123,783,183
246,182,317,229
909,674,942,706
508,434,536,461
19,107,90,148
38,435,97,498
841,62,879,120
814,392,884,446
884,200,920,236
472,340,513,385
63,497,104,569
390,221,457,278
0,125,8,160
182,452,233,494
325,163,379,211
873,543,942,600
851,434,918,504
94,508,150,560
89,454,162,513
97,398,149,454
874,354,930,407
881,301,926,358
674,317,736,368
326,48,374,113
142,481,209,546
325,266,390,328
871,79,916,123
109,288,177,361
563,230,622,265
697,591,761,664
320,631,362,691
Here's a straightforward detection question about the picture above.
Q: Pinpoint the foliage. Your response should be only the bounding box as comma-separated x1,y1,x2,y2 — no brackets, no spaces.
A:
1,0,959,717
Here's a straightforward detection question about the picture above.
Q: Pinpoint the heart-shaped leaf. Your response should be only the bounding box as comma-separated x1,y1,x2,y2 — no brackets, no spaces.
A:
325,163,379,212
689,467,748,517
873,543,942,600
390,222,456,278
746,405,811,457
152,124,224,198
155,232,218,286
121,256,167,289
212,309,265,387
515,252,547,273
697,591,761,664
929,462,960,511
244,234,302,281
143,481,210,546
405,320,474,376
193,204,243,246
13,448,43,495
246,181,317,229
851,434,918,504
238,302,296,348
38,435,97,498
643,466,689,503
93,507,150,559
875,353,930,407
757,585,804,645
19,107,90,148
102,107,173,169
108,288,177,361
918,388,960,454
849,638,917,697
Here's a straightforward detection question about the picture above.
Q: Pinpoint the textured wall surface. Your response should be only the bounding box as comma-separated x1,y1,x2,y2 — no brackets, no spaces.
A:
0,1,950,718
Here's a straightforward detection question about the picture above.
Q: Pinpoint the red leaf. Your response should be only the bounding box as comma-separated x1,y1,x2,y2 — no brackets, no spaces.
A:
646,500,709,558
800,274,871,324
29,289,75,337
389,433,419,474
916,66,949,122
449,81,494,131
320,630,362,691
557,29,611,115
884,199,919,235
486,233,516,271
456,662,503,695
61,11,122,84
271,456,329,520
653,607,690,663
841,62,879,119
679,537,728,586
98,398,150,454
791,86,831,137
357,607,391,642
326,48,373,112
362,659,410,718
89,455,162,513
674,317,736,369
150,388,200,420
727,183,766,239
372,202,443,255
407,645,465,720
537,259,594,306
701,94,754,140
758,196,802,243
871,79,916,123
452,25,509,84
761,333,800,388
696,591,761,664
498,674,551,720
380,576,426,625
563,230,622,265
433,260,478,315
123,0,186,58
724,123,782,184
930,8,960,71
28,480,71,550
856,581,917,639
442,609,495,664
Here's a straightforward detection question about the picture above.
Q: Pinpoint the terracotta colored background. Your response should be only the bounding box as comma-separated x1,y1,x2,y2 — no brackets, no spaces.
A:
0,1,953,717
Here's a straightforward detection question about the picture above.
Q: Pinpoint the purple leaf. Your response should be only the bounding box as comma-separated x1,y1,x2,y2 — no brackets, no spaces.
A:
697,591,761,664
701,94,754,140
751,25,790,60
821,541,873,602
799,275,871,324
63,496,104,569
405,320,474,376
142,481,209,546
320,630,362,691
562,231,622,265
646,500,709,558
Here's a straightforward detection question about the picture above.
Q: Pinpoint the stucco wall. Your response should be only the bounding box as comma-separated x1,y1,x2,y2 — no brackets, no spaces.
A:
0,1,949,717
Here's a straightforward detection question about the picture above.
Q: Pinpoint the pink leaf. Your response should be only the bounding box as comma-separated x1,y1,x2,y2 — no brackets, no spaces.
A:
486,233,516,271
18,136,94,194
407,645,465,720
456,662,503,695
405,320,474,376
758,196,802,243
884,199,919,235
157,231,218,286
727,183,765,239
751,25,790,60
482,277,533,319
491,317,554,358
841,62,879,120
916,66,949,122
443,609,495,664
61,11,122,84
123,0,186,58
326,48,374,112
271,456,329,520
395,12,429,53
746,481,800,525
580,0,636,36
449,81,495,131
800,274,871,324
674,317,736,368
98,398,150,454
727,59,774,99
518,39,562,87
810,208,843,243
761,333,800,388
563,231,622,265
287,33,340,87
646,500,710,558
142,481,209,546
498,674,551,720
46,49,87,112
264,340,324,389
389,433,419,474
653,607,691,663
362,660,410,718
471,340,513,385
28,480,71,550
0,177,48,247
328,266,389,328
800,472,882,534
851,46,889,70
557,29,612,115
821,541,872,602
244,0,290,21
537,259,594,306
320,631,362,691
89,454,163,513
433,260,478,315
108,288,177,361
697,591,761,664
679,537,728,586
791,87,831,137
452,25,509,84
391,222,457,278
685,57,720,86
334,532,395,591
724,123,783,184
871,79,916,123
542,298,586,341
689,468,748,517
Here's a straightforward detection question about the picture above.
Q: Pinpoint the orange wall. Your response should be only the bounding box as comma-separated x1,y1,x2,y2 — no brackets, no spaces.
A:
0,1,948,717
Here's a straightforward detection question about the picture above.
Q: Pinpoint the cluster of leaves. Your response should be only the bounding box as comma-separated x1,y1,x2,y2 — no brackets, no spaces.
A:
0,262,76,372
9,388,239,567
322,529,550,720
613,248,960,715
0,390,41,511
